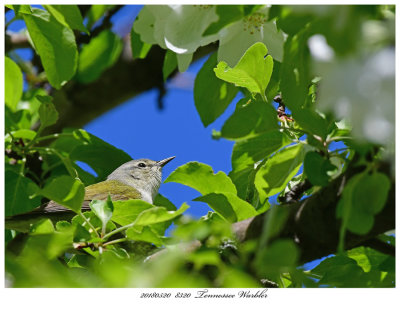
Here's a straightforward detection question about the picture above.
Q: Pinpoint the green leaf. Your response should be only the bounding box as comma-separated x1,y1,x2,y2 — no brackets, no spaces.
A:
229,130,290,199
256,239,299,278
37,95,59,130
255,144,304,203
214,42,273,96
111,200,154,226
77,30,123,83
337,172,391,236
23,8,78,89
5,57,23,111
5,170,41,216
7,5,32,15
292,108,328,138
265,60,281,103
203,5,244,36
55,221,72,231
73,224,92,242
7,129,37,141
30,218,55,235
304,151,336,186
194,53,238,127
153,194,176,211
68,130,132,180
228,167,255,201
347,246,373,272
232,130,290,171
346,245,395,287
272,6,314,36
126,226,163,246
311,254,366,287
134,203,189,226
90,197,114,234
353,172,391,215
39,176,85,213
280,31,311,111
165,162,237,195
194,192,257,222
131,26,152,59
220,267,261,288
221,97,278,140
163,50,177,81
43,5,88,34
86,5,114,30
279,29,329,138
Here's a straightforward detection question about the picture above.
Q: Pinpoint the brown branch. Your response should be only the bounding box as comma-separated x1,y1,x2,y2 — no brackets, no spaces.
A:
359,238,395,257
46,42,217,135
76,5,124,45
233,161,395,264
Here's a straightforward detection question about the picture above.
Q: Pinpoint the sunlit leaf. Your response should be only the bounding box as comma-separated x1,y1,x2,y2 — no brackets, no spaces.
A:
126,226,163,246
131,25,152,59
134,203,189,226
44,5,88,34
40,176,85,213
30,218,55,235
23,8,78,89
165,162,237,195
6,129,37,141
214,42,273,96
194,192,257,222
90,196,114,234
255,144,304,203
5,57,23,111
7,4,32,15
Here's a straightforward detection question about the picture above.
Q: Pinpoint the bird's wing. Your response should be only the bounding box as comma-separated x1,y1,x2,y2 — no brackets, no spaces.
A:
80,180,142,211
42,180,142,212
6,180,142,232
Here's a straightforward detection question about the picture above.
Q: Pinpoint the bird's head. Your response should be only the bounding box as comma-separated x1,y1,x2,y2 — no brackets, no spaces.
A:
107,156,175,203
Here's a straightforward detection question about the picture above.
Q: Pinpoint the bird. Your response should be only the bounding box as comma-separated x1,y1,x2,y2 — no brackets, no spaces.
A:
6,156,175,232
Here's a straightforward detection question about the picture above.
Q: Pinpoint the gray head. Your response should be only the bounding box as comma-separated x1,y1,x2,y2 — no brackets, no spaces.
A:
107,156,175,203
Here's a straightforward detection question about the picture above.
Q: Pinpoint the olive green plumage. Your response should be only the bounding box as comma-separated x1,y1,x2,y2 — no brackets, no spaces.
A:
86,179,143,201
6,156,175,232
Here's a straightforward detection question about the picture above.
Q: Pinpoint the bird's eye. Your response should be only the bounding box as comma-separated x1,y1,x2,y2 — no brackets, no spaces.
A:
138,162,146,168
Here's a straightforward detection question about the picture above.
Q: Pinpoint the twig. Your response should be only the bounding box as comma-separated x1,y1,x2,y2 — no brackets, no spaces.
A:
359,238,395,257
79,212,100,239
103,238,129,247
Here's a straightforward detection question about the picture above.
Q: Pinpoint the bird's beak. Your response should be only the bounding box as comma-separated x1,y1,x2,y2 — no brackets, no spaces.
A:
157,156,175,167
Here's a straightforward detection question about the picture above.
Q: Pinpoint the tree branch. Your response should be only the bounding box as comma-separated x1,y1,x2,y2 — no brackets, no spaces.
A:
233,161,395,264
46,42,217,135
